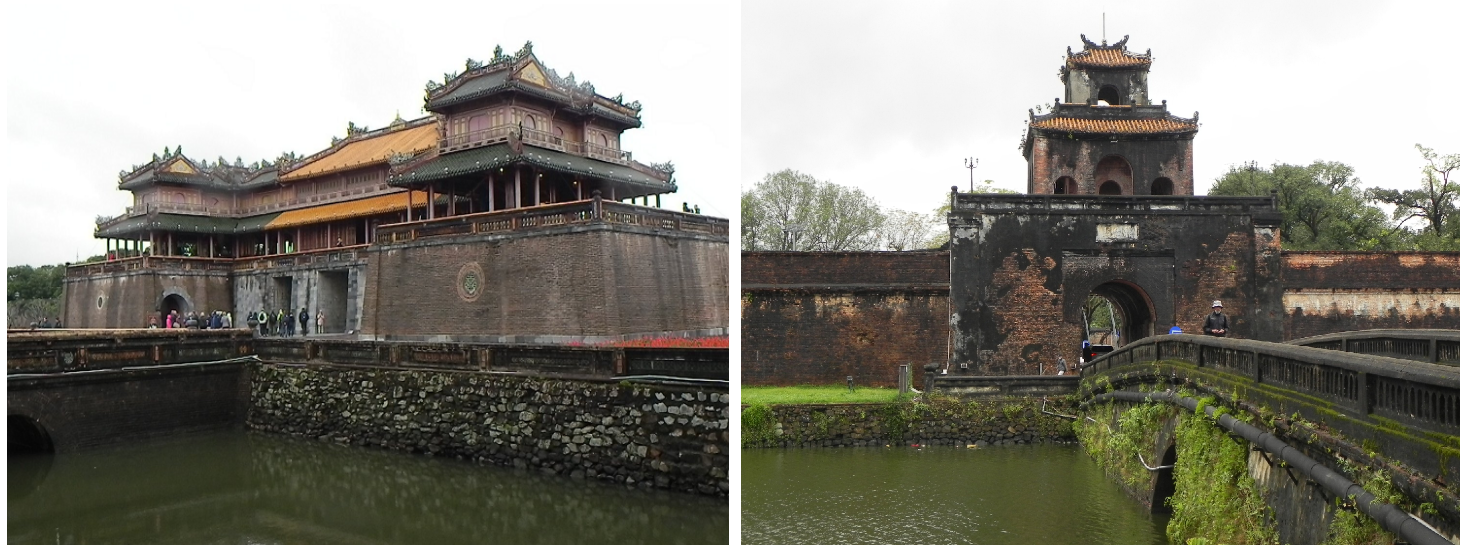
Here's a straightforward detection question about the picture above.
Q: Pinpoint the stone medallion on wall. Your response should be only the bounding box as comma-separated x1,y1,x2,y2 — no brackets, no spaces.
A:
457,262,484,302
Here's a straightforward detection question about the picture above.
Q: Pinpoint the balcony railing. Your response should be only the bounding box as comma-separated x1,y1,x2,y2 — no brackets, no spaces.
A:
375,198,728,245
438,125,631,166
66,246,370,278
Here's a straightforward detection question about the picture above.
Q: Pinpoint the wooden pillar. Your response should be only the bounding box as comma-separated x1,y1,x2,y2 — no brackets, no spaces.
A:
577,180,583,200
514,167,522,208
534,169,541,206
447,181,456,216
167,232,173,256
488,173,496,211
295,228,301,252
209,236,215,258
427,183,436,220
656,194,661,208
406,191,413,222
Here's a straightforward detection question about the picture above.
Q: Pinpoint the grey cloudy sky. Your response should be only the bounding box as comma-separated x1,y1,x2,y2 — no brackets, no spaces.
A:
6,0,738,267
743,0,1459,217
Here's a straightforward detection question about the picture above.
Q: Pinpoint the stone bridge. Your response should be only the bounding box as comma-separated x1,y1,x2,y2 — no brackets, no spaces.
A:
1077,330,1459,545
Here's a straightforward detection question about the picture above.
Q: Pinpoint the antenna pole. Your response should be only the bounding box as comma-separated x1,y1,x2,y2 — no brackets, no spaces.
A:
1102,13,1106,44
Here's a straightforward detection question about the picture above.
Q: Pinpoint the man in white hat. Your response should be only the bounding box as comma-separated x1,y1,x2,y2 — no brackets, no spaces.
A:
1202,300,1229,337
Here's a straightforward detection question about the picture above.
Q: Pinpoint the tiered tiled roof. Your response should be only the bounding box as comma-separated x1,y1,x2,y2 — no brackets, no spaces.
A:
1066,35,1152,70
424,42,643,128
118,149,283,191
279,118,437,182
1030,115,1196,135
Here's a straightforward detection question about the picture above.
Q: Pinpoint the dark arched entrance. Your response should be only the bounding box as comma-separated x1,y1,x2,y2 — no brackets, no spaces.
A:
161,294,188,325
1094,156,1132,195
1151,443,1178,514
1151,177,1174,195
1054,176,1076,194
1098,85,1121,106
9,414,53,455
1085,281,1157,348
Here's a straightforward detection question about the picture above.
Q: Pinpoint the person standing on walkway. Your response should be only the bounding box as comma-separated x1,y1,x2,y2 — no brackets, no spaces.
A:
316,310,325,335
1203,301,1229,337
298,309,309,337
1056,356,1068,376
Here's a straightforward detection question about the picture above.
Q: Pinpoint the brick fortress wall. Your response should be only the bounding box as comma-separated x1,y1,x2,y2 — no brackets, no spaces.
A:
741,252,950,387
361,224,728,340
62,269,233,329
1281,252,1460,340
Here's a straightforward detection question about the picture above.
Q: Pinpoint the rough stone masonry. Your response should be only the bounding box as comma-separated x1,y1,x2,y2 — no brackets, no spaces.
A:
249,364,729,496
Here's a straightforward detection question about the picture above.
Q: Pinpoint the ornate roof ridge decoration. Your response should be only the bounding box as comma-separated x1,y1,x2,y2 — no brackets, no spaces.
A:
1065,34,1152,71
118,146,283,188
280,115,437,178
424,42,643,117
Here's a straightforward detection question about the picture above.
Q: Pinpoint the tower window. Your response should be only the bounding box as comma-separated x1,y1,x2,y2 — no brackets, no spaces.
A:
1054,176,1076,194
1098,85,1121,106
1151,177,1174,195
1099,181,1123,195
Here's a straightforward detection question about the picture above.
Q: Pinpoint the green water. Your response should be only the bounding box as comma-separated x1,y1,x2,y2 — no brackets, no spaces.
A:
742,444,1168,544
8,430,728,545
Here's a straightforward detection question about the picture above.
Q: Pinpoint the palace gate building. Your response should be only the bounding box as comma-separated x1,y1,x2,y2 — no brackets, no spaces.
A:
66,43,729,341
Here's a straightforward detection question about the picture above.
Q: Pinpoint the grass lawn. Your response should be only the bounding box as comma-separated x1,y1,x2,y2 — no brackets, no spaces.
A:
741,385,907,405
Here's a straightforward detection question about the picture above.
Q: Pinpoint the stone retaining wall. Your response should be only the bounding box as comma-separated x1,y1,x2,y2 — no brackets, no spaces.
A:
248,363,728,496
742,398,1076,449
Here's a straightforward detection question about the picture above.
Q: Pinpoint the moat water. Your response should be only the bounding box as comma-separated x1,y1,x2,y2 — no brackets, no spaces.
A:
742,444,1168,544
8,430,728,545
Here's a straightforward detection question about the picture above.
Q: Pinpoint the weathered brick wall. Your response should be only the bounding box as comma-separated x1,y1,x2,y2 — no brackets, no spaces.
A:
361,226,727,339
948,195,1285,375
741,252,949,387
62,270,233,329
248,364,729,496
1282,252,1460,339
1027,137,1194,195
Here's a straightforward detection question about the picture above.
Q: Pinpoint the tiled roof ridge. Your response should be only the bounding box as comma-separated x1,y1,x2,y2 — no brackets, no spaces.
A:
424,41,643,117
278,115,438,179
118,147,287,187
1065,34,1152,70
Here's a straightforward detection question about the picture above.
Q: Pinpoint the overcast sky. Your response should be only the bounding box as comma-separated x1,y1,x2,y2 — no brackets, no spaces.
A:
743,0,1460,217
6,0,739,267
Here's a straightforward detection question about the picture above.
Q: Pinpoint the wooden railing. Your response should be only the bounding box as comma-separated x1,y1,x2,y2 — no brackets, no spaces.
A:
438,125,632,166
65,247,369,278
375,198,728,245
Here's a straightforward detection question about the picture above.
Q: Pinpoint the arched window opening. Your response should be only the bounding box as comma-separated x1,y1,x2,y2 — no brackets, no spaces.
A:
1151,177,1174,195
1098,85,1121,106
1094,156,1132,196
522,115,537,131
1054,176,1076,195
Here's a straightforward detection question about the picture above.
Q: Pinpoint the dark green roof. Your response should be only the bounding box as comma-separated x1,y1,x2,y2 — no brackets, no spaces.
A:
387,143,674,193
427,71,516,111
97,212,281,237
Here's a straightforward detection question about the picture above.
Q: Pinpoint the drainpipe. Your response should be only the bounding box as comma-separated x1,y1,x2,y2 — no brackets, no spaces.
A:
1086,390,1450,545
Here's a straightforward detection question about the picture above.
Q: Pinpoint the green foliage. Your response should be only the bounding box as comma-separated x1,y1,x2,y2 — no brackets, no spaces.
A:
1368,144,1460,248
741,385,905,405
1209,160,1399,250
7,264,66,301
1077,401,1174,490
1321,461,1401,545
741,403,777,446
1166,411,1280,545
740,169,887,251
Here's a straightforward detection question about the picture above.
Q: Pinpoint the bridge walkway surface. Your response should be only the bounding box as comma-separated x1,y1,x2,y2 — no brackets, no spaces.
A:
1079,330,1460,545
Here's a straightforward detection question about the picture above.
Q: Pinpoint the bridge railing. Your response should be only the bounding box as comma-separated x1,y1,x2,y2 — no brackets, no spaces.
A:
1288,329,1460,366
1085,334,1460,436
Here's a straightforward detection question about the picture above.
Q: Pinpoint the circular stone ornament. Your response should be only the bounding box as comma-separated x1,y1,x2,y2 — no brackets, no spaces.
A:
457,262,484,302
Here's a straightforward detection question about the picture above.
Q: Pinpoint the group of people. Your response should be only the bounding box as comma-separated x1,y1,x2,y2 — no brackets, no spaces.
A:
29,317,63,329
150,310,232,329
248,308,324,337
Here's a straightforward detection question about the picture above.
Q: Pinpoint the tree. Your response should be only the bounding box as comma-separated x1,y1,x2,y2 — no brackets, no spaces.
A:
7,265,65,302
741,170,886,251
1369,144,1459,249
881,209,934,251
1209,161,1398,250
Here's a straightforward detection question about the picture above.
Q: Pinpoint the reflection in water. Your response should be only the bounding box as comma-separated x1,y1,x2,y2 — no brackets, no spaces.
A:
8,431,728,545
743,444,1168,545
